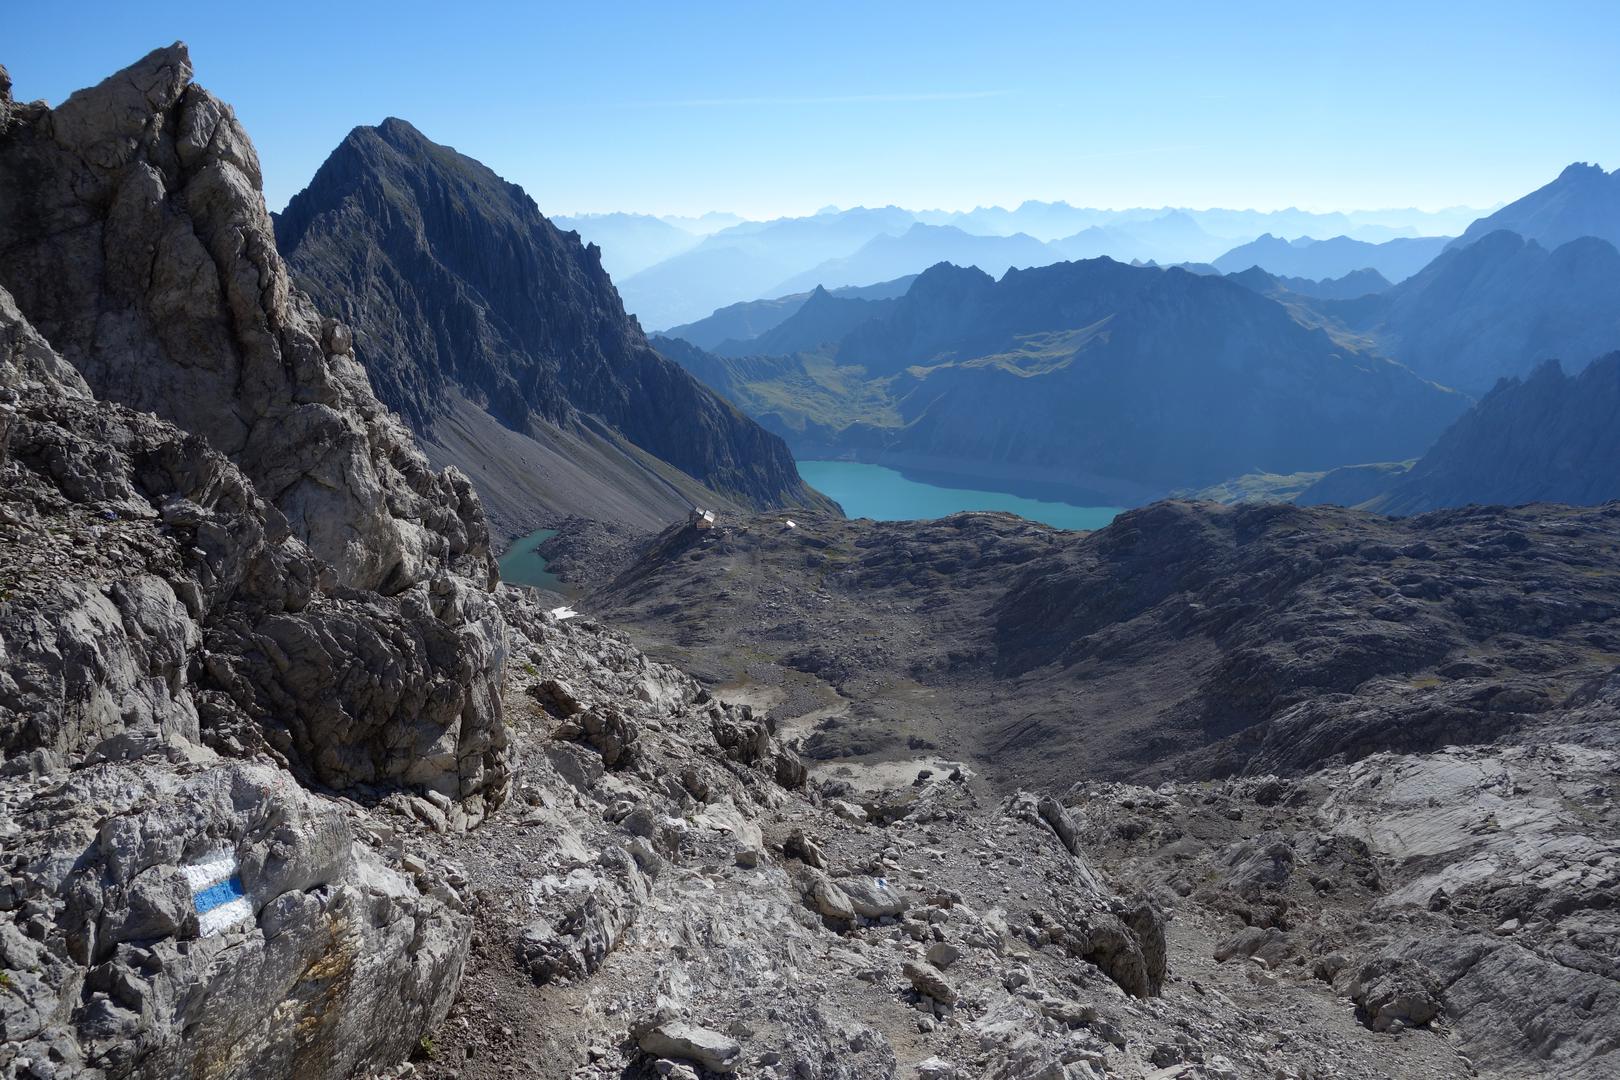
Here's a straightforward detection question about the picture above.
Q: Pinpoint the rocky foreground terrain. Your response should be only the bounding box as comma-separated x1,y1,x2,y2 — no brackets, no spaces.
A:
575,504,1620,784
1,45,1617,1080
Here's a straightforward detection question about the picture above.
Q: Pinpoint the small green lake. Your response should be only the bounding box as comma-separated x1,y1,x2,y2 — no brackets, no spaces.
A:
497,527,563,592
797,460,1121,531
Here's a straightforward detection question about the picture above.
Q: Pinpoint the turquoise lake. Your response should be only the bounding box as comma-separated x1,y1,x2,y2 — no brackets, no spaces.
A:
796,460,1122,531
497,527,563,592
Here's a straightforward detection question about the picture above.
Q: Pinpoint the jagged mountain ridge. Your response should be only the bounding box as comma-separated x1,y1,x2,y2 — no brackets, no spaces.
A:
1452,161,1620,251
1225,265,1392,300
1210,233,1450,282
661,274,916,350
274,117,829,538
1315,229,1620,393
767,223,1059,297
1298,352,1620,513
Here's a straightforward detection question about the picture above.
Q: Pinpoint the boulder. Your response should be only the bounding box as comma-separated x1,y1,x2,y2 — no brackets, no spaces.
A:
837,875,906,919
636,1021,742,1073
1214,925,1294,968
903,960,959,1005
1349,956,1445,1033
1037,795,1082,855
812,876,858,923
0,762,468,1077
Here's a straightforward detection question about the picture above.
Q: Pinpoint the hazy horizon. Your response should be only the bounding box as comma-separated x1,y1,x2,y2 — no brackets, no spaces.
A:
7,1,1617,220
556,198,1504,226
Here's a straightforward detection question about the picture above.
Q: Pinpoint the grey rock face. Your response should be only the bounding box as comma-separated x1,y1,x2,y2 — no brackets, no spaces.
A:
0,286,509,808
0,44,517,1076
0,43,492,596
836,875,906,919
0,281,497,1076
0,761,469,1079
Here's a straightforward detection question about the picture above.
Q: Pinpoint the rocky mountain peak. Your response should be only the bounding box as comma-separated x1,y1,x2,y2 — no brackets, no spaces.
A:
0,62,13,132
1454,160,1620,251
0,42,491,595
1557,160,1608,180
274,115,829,534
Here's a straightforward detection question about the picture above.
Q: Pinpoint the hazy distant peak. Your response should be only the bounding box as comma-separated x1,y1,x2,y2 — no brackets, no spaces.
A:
1557,161,1609,179
1453,161,1620,251
912,260,998,290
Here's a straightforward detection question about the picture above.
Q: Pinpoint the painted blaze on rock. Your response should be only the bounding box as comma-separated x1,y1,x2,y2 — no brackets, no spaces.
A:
183,852,253,936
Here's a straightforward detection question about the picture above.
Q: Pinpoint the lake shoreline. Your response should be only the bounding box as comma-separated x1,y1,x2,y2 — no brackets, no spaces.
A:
496,526,564,593
796,459,1122,531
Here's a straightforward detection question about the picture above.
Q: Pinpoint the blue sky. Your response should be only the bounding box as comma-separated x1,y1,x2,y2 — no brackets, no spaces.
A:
6,1,1618,218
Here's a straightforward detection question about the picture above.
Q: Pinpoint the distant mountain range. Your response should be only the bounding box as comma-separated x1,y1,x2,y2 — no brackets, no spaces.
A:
1211,233,1451,282
1053,210,1232,264
769,224,1058,296
274,119,829,538
1298,353,1620,513
709,286,900,358
913,201,1484,243
647,161,1620,514
565,201,1490,331
614,206,916,329
1225,266,1393,301
663,276,915,351
661,258,1467,503
551,212,700,278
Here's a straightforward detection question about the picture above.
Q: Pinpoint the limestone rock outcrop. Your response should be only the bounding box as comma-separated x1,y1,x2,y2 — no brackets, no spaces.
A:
0,47,513,1077
0,761,470,1079
0,44,491,595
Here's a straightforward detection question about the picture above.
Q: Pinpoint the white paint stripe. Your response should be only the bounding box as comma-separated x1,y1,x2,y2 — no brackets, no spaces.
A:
196,895,253,936
182,853,238,893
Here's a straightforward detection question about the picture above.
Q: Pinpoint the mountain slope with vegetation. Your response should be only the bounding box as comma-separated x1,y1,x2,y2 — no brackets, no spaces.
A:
664,259,1467,504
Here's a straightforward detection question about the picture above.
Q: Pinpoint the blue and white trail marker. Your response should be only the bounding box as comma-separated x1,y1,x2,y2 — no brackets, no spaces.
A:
183,852,253,936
